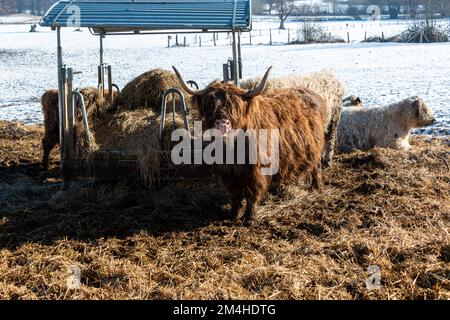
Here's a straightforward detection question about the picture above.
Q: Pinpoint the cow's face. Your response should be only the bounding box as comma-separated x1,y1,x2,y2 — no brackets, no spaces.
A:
412,98,435,127
195,86,242,136
172,66,272,137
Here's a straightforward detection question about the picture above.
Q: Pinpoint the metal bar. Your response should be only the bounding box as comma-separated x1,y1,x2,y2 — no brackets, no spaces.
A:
107,65,113,102
237,31,242,80
62,67,69,162
56,27,64,171
99,32,105,96
74,90,91,147
231,30,239,86
160,88,190,147
95,29,250,36
232,0,238,28
67,68,75,157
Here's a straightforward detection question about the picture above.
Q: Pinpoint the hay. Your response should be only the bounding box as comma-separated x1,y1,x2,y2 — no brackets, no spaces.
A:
73,87,109,157
90,108,189,187
73,104,198,187
64,82,201,187
1,128,449,299
114,68,185,111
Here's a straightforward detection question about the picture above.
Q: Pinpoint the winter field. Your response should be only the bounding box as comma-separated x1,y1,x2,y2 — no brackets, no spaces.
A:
0,16,449,134
0,15,449,300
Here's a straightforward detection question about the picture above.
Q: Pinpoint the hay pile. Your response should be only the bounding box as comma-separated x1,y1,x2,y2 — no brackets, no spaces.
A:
73,87,109,157
0,130,449,299
90,108,190,187
64,82,199,187
114,68,186,111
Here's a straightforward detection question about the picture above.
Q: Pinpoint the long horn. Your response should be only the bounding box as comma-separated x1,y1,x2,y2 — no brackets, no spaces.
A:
244,66,273,98
172,66,207,96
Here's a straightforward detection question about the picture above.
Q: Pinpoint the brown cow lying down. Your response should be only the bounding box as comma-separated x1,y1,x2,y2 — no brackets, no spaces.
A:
173,66,327,225
40,88,117,169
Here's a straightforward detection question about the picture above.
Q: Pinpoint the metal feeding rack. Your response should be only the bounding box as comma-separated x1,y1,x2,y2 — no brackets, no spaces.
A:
39,0,252,182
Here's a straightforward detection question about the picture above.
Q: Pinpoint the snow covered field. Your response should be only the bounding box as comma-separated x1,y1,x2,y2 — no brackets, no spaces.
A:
0,17,449,134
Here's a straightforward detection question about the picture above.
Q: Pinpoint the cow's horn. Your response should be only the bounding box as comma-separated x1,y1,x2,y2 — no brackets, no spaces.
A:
244,66,272,98
172,66,207,96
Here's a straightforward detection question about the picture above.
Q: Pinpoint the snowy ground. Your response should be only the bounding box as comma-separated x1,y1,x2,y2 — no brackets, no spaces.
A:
0,17,449,134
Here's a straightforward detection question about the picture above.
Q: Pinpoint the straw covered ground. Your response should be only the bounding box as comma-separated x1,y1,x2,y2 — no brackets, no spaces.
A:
0,120,449,300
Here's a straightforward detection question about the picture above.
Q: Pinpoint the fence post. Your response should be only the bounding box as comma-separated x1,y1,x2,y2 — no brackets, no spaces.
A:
382,32,385,41
364,31,367,41
167,36,170,48
270,28,272,45
249,31,252,45
176,34,179,46
213,33,216,46
199,36,202,47
347,32,350,43
288,28,290,44
184,36,187,47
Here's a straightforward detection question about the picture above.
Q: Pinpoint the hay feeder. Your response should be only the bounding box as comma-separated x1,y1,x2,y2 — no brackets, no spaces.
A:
39,0,252,184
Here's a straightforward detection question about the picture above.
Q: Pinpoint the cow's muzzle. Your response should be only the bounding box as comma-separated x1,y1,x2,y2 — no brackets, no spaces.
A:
215,119,231,136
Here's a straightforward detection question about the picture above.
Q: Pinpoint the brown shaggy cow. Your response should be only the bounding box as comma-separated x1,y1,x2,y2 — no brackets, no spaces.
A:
173,66,327,225
41,88,117,169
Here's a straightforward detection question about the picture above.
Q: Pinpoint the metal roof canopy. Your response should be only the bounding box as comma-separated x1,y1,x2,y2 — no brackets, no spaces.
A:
40,0,252,35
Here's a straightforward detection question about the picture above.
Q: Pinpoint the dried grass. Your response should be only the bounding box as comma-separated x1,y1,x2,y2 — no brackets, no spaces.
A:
114,68,185,111
1,120,449,299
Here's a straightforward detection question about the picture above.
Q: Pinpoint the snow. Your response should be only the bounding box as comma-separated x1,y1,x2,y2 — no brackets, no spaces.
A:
0,17,449,135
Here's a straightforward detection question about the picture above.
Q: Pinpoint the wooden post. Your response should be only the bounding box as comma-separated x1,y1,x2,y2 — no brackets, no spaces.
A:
249,31,252,45
213,33,216,46
364,31,367,41
270,28,272,45
184,36,186,47
176,34,179,46
167,36,170,48
199,36,202,47
288,28,290,43
382,32,385,41
347,32,350,43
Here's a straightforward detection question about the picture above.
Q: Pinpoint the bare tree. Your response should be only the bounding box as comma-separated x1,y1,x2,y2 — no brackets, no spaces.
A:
276,0,294,29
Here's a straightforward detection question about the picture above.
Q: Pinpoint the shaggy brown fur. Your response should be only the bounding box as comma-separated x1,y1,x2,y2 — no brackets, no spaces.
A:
40,88,116,169
41,89,59,170
189,82,327,225
240,71,345,167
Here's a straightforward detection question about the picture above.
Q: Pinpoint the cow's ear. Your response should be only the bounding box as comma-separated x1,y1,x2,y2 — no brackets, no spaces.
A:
413,99,423,117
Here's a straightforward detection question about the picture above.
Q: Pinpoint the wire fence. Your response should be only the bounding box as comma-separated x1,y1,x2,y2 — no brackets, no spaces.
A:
167,19,449,48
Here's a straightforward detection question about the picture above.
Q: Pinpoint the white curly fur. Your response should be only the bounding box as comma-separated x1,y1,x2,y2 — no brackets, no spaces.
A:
337,97,435,152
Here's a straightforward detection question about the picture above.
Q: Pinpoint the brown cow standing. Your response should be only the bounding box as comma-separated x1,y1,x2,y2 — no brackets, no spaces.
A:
40,88,116,169
173,67,327,225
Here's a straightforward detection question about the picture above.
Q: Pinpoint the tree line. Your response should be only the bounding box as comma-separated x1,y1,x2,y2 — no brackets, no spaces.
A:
0,0,56,15
253,0,450,19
